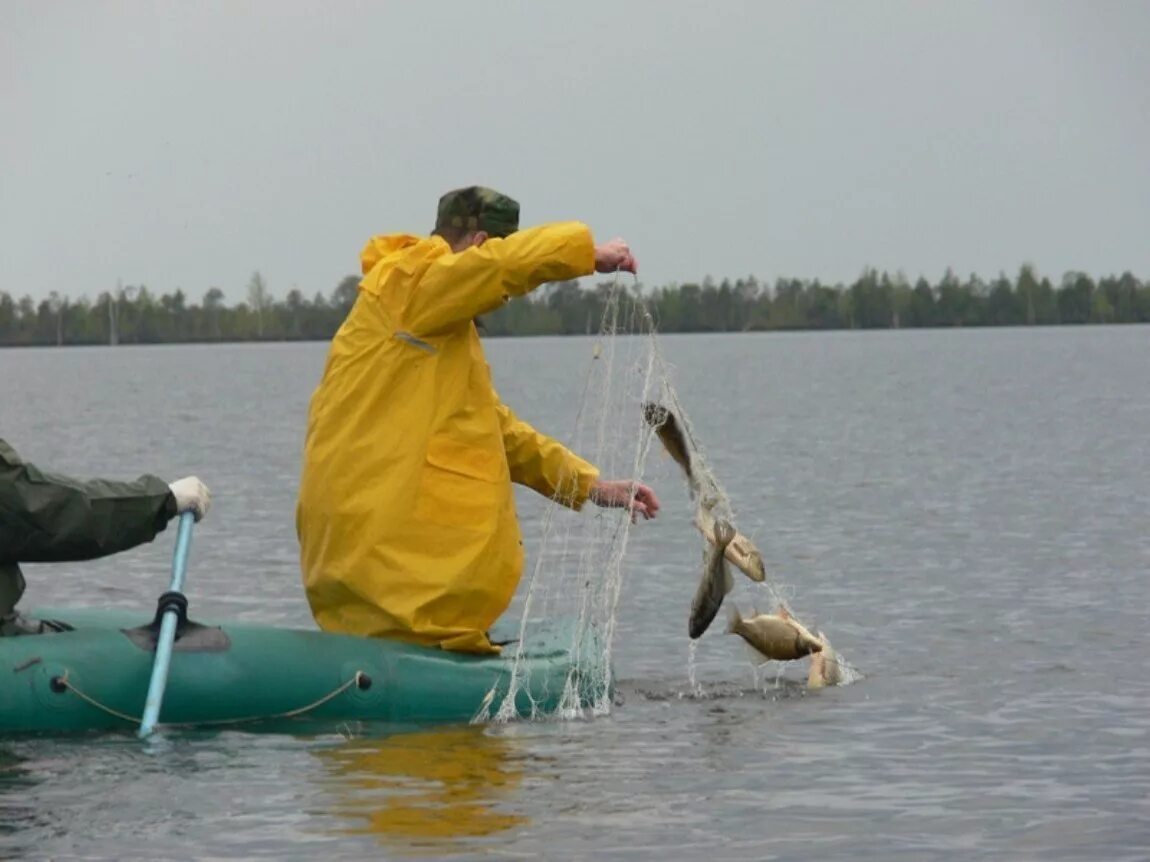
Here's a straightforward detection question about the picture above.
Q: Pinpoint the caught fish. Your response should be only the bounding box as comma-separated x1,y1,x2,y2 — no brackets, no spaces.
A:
776,604,820,645
642,402,696,492
694,509,767,583
688,519,736,639
807,631,844,689
726,604,824,662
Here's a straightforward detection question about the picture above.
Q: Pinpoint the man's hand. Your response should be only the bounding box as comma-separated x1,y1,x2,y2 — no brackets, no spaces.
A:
169,476,211,522
588,479,660,522
594,238,638,275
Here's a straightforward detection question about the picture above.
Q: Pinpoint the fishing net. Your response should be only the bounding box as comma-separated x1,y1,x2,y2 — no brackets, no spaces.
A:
474,275,855,725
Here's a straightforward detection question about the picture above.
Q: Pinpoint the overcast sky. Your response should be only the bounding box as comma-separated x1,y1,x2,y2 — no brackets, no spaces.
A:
2,1,1147,304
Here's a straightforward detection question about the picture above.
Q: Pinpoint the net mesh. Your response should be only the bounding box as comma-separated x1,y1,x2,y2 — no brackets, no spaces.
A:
474,275,856,724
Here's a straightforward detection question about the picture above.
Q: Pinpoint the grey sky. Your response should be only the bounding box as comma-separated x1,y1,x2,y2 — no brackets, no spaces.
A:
3,0,1147,304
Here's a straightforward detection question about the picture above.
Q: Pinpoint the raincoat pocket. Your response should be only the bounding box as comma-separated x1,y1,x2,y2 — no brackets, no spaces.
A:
413,437,506,530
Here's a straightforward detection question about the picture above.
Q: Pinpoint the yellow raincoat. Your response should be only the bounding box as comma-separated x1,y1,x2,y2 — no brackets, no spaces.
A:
297,222,600,654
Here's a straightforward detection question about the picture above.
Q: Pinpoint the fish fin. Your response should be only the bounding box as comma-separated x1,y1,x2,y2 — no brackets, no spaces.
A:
744,642,772,666
777,604,792,621
726,603,742,634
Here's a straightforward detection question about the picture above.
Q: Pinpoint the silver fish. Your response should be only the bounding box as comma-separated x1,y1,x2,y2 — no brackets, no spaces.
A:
688,518,736,639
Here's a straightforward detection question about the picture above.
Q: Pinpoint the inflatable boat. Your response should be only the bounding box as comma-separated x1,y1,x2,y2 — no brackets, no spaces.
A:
0,602,606,735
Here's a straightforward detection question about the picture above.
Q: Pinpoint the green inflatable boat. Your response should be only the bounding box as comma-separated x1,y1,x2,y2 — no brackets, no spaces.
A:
0,601,609,736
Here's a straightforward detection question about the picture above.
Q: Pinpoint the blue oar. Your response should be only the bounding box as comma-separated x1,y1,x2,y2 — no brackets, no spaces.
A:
138,511,195,738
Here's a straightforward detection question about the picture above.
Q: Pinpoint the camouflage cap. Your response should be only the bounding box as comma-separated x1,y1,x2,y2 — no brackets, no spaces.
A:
435,185,520,238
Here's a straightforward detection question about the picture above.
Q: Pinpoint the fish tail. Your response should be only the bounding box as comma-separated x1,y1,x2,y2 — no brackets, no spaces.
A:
714,519,736,549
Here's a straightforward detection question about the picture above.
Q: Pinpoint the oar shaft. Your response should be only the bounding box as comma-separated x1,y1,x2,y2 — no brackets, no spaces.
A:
138,511,195,738
168,513,193,594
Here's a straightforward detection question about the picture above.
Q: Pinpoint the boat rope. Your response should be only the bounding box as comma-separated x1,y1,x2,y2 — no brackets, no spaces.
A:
52,669,369,728
231,671,369,724
54,671,140,724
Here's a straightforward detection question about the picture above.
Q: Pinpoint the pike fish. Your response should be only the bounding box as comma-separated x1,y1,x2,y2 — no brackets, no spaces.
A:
688,518,736,639
726,603,824,662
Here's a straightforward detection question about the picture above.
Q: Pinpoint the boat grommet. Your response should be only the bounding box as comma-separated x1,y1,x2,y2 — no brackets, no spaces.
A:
356,673,372,691
49,676,67,694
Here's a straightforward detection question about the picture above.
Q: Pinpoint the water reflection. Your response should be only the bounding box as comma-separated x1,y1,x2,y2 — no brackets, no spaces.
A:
316,725,528,854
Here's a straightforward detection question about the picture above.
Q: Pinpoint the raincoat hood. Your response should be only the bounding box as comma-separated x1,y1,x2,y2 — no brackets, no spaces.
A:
359,233,424,277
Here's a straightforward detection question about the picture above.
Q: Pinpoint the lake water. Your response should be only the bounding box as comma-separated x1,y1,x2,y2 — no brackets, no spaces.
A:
1,327,1147,860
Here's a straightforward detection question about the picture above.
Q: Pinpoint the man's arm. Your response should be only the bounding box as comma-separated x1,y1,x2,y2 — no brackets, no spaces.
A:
494,399,661,520
0,440,207,564
494,400,600,511
402,222,594,338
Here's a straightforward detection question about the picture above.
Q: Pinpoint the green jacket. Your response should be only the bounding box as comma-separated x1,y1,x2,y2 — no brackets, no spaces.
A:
0,438,177,616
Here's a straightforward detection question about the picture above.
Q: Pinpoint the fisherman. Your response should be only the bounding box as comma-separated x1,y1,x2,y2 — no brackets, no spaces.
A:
0,438,211,635
297,185,661,654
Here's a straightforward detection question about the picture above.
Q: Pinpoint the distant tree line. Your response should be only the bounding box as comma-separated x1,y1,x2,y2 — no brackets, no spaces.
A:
0,273,361,347
1,265,1147,347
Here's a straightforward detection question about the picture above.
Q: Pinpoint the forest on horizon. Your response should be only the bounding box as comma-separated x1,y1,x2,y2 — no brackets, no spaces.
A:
1,264,1147,347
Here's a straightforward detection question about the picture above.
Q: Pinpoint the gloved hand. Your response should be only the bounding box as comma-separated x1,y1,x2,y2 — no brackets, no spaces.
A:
168,476,211,522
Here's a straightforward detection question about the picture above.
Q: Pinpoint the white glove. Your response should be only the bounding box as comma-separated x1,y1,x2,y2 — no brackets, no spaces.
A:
169,476,211,522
